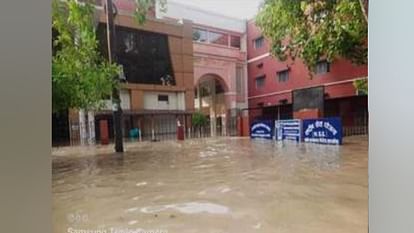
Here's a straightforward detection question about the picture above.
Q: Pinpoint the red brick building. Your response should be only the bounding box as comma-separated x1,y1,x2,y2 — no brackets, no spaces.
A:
245,19,368,136
52,1,368,145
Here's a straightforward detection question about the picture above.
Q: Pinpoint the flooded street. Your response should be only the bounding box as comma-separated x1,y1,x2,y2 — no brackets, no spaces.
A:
53,136,368,233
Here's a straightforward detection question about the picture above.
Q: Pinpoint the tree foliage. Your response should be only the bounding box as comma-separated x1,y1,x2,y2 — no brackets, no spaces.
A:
52,0,120,113
192,111,208,128
354,78,367,94
133,0,166,24
256,0,368,81
52,0,168,113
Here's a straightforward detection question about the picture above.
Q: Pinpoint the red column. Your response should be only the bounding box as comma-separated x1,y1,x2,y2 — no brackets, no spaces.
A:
244,116,250,136
100,120,109,145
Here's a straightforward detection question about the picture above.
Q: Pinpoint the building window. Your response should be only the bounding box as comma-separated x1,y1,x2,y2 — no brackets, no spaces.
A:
209,31,228,46
230,35,241,48
193,27,239,49
192,28,208,42
277,69,289,82
158,95,169,102
97,24,175,86
315,60,330,74
255,75,266,89
254,36,264,49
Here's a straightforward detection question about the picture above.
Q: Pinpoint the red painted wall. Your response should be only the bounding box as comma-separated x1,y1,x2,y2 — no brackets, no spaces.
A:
246,19,368,109
247,20,270,60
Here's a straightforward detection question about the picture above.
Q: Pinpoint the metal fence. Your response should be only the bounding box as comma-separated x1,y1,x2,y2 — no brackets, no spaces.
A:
127,114,214,142
188,125,212,139
139,115,178,142
342,111,369,137
54,112,243,147
227,116,238,136
343,125,368,136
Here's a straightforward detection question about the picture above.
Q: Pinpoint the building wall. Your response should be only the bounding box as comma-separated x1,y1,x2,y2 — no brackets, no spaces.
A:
191,26,247,110
246,19,368,120
97,7,194,113
143,91,185,110
102,89,131,110
247,20,270,60
157,1,248,109
155,1,250,136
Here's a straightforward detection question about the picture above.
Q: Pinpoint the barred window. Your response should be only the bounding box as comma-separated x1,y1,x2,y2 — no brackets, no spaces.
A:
277,70,289,82
255,75,266,89
158,95,169,102
254,36,264,49
315,60,330,74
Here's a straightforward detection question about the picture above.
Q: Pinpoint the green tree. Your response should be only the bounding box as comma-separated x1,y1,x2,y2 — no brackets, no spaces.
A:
256,0,368,92
52,0,165,113
133,0,166,24
192,111,208,136
52,0,120,113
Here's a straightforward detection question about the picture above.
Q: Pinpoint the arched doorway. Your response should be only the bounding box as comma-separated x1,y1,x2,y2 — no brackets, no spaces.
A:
195,74,229,137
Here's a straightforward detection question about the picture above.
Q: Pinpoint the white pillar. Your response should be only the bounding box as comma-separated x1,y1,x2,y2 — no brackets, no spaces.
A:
79,109,87,145
151,116,155,141
210,79,216,137
210,115,216,137
87,111,95,145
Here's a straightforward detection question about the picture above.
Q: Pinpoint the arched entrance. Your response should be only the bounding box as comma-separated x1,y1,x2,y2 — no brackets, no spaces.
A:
195,74,229,137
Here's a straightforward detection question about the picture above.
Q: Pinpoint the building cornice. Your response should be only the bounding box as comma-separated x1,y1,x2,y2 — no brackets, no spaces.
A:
247,53,271,63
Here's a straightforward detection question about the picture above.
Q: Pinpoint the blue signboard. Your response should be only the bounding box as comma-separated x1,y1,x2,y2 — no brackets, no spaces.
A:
302,117,343,145
275,119,302,142
250,120,274,140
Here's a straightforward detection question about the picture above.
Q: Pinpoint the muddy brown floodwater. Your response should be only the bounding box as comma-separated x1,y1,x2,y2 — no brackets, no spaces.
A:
53,136,368,233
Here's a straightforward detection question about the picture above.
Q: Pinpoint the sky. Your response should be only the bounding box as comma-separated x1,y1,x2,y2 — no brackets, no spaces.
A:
170,0,263,20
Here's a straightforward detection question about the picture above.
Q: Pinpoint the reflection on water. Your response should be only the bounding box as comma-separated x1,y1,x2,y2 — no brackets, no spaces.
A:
53,136,368,233
140,202,230,215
